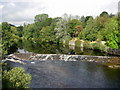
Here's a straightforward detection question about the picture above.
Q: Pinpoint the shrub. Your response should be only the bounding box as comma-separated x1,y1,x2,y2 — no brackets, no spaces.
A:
62,36,71,45
2,67,31,88
84,41,93,49
92,43,99,50
75,39,81,47
91,43,107,52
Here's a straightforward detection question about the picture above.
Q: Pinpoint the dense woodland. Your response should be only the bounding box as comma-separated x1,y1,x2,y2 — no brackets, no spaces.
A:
1,11,120,58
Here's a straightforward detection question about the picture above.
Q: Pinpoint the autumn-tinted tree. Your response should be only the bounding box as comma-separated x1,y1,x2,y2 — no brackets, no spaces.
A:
67,19,82,37
75,25,83,37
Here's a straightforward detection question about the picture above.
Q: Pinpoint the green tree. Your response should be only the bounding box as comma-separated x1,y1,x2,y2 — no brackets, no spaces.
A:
2,22,11,31
103,17,119,49
79,17,95,41
85,16,93,23
80,16,86,28
2,67,31,88
54,17,69,44
23,24,35,40
40,26,56,44
35,18,52,30
118,12,120,48
100,11,109,17
23,14,57,45
79,14,109,42
17,26,23,37
67,19,82,37
34,14,48,22
2,22,19,57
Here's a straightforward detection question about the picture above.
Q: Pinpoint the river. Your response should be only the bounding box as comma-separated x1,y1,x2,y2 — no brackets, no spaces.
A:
6,43,120,88
8,58,120,88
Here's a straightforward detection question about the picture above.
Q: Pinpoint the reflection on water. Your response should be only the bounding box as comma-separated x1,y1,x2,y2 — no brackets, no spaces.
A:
10,60,120,88
14,40,120,88
18,40,108,56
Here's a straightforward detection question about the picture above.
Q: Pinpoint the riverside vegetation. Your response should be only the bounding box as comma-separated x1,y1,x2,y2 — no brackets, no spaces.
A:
0,63,31,88
1,11,120,88
1,11,120,58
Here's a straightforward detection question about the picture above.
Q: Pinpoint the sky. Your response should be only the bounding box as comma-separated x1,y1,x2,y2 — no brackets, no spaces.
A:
0,0,119,26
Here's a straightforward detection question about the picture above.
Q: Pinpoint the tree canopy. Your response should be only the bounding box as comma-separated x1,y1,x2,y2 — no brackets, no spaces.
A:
1,12,120,58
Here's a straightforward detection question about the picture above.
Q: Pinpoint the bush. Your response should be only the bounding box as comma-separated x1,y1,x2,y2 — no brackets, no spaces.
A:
62,36,71,45
84,41,93,49
92,43,99,50
91,43,107,52
2,67,31,88
75,39,81,47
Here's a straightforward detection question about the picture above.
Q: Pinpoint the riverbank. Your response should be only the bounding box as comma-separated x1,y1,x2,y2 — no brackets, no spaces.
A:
4,53,120,69
62,38,120,56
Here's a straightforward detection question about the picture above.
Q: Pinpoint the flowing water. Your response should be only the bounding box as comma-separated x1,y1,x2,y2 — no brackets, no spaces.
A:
7,42,120,88
8,59,120,88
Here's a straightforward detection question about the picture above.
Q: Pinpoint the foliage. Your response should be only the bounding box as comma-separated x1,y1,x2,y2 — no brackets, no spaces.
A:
67,19,82,37
83,41,92,49
1,22,20,58
102,17,119,49
2,67,31,88
20,12,120,50
79,15,109,41
78,11,119,49
91,43,101,50
34,14,48,22
54,17,69,41
118,12,120,48
100,11,109,17
1,11,120,56
79,17,95,41
62,36,72,45
40,26,56,44
16,26,23,37
35,18,52,30
75,38,81,47
23,23,36,40
80,16,86,28
23,14,57,45
83,41,107,52
85,16,93,22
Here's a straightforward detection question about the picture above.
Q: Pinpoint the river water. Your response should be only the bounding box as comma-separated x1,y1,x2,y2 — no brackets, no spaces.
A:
8,59,120,88
8,43,120,88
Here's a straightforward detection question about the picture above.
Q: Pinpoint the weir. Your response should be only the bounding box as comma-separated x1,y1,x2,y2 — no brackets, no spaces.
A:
6,53,120,65
3,54,120,88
